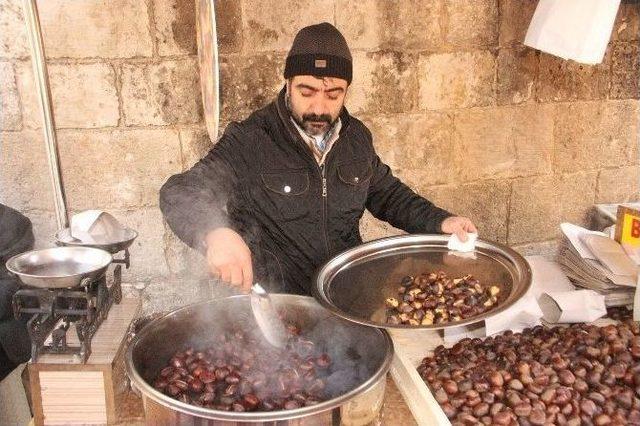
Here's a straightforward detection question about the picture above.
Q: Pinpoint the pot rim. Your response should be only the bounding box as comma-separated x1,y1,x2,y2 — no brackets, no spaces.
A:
125,294,394,422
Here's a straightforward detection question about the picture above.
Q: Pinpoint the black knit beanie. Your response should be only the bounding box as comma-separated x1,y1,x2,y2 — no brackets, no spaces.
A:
284,22,352,85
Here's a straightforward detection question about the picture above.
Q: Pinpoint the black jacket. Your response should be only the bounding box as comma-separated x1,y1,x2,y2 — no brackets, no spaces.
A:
160,88,452,294
0,204,34,365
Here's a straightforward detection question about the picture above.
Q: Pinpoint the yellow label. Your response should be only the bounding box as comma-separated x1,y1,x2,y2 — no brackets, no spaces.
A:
620,212,640,247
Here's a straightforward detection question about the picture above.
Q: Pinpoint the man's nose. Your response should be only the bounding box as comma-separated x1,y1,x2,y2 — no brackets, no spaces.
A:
310,97,328,116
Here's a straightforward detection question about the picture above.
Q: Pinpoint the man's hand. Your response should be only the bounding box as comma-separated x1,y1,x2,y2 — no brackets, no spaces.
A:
204,227,253,293
441,216,477,242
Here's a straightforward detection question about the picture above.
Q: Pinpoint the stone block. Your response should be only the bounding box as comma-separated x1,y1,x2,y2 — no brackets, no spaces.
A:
364,112,457,187
347,51,418,115
444,0,498,48
453,103,554,181
57,129,182,210
554,100,638,173
596,166,640,204
335,0,383,51
498,0,538,46
509,175,558,245
219,53,285,122
0,62,21,130
509,172,597,245
0,0,29,58
0,130,54,211
216,0,243,54
112,208,169,281
179,125,214,170
537,51,610,102
121,58,202,126
611,41,640,100
163,220,208,279
423,180,511,243
242,0,334,52
17,61,120,129
611,2,640,42
25,210,58,249
14,60,39,129
153,0,197,56
38,0,153,58
337,0,443,51
49,63,119,128
418,50,496,110
497,46,538,105
17,61,119,129
359,210,404,242
512,240,559,259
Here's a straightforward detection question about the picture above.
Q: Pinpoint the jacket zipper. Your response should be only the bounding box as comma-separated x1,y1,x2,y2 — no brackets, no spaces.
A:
320,163,329,257
274,93,350,259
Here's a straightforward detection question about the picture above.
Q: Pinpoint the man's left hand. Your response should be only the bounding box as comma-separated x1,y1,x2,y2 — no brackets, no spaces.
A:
441,216,477,242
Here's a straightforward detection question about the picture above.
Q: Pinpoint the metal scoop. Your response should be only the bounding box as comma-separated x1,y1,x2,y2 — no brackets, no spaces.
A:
250,283,288,348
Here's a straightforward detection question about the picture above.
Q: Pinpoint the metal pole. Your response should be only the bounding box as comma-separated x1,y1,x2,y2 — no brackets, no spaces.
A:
21,0,69,230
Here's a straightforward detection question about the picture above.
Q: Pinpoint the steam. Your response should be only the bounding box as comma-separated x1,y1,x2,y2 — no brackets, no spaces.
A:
136,297,387,403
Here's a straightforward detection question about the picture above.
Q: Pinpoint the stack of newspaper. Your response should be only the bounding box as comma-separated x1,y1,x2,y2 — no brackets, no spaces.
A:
557,223,637,306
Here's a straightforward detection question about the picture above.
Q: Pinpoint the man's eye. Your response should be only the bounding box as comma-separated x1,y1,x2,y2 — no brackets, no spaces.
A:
327,95,339,101
300,90,313,97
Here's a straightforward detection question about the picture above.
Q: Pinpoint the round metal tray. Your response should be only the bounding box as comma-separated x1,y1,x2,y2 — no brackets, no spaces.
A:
312,234,532,331
6,246,113,288
55,227,137,254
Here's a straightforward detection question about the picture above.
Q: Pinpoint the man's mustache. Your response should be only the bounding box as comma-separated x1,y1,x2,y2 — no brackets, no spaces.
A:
302,114,332,124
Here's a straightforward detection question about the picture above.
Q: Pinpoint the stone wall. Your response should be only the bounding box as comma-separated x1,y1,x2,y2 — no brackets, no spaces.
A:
1,0,638,307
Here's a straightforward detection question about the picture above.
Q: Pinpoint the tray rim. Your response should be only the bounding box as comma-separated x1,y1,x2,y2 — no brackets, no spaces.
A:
312,234,532,331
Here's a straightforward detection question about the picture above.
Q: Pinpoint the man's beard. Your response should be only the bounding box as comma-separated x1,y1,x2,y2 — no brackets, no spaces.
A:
286,94,337,137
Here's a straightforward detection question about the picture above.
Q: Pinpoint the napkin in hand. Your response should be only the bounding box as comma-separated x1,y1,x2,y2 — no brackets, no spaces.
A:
447,232,478,253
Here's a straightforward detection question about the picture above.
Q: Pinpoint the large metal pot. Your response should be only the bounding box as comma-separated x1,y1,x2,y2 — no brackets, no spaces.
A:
126,295,394,425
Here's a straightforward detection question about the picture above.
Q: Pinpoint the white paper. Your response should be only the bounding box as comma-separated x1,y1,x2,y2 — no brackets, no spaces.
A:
527,256,575,301
70,210,126,244
539,290,607,323
524,0,620,64
484,288,543,336
560,223,608,260
447,232,478,253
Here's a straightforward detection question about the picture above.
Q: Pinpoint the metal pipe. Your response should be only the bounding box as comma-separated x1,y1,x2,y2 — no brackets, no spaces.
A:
21,0,69,230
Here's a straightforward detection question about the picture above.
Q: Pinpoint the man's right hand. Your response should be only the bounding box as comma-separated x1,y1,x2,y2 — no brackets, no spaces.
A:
204,227,253,293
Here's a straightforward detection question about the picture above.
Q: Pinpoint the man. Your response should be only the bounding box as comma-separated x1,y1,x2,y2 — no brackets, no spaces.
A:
160,23,476,294
0,204,33,380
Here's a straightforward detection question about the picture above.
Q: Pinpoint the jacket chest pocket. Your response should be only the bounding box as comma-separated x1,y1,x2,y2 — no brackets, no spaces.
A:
335,160,373,214
260,170,310,221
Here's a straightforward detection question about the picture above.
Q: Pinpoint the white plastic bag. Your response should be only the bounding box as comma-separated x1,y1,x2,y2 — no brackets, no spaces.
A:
524,0,620,64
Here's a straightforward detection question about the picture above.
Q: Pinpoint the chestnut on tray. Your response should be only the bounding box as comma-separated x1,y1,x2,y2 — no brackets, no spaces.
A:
385,270,502,326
